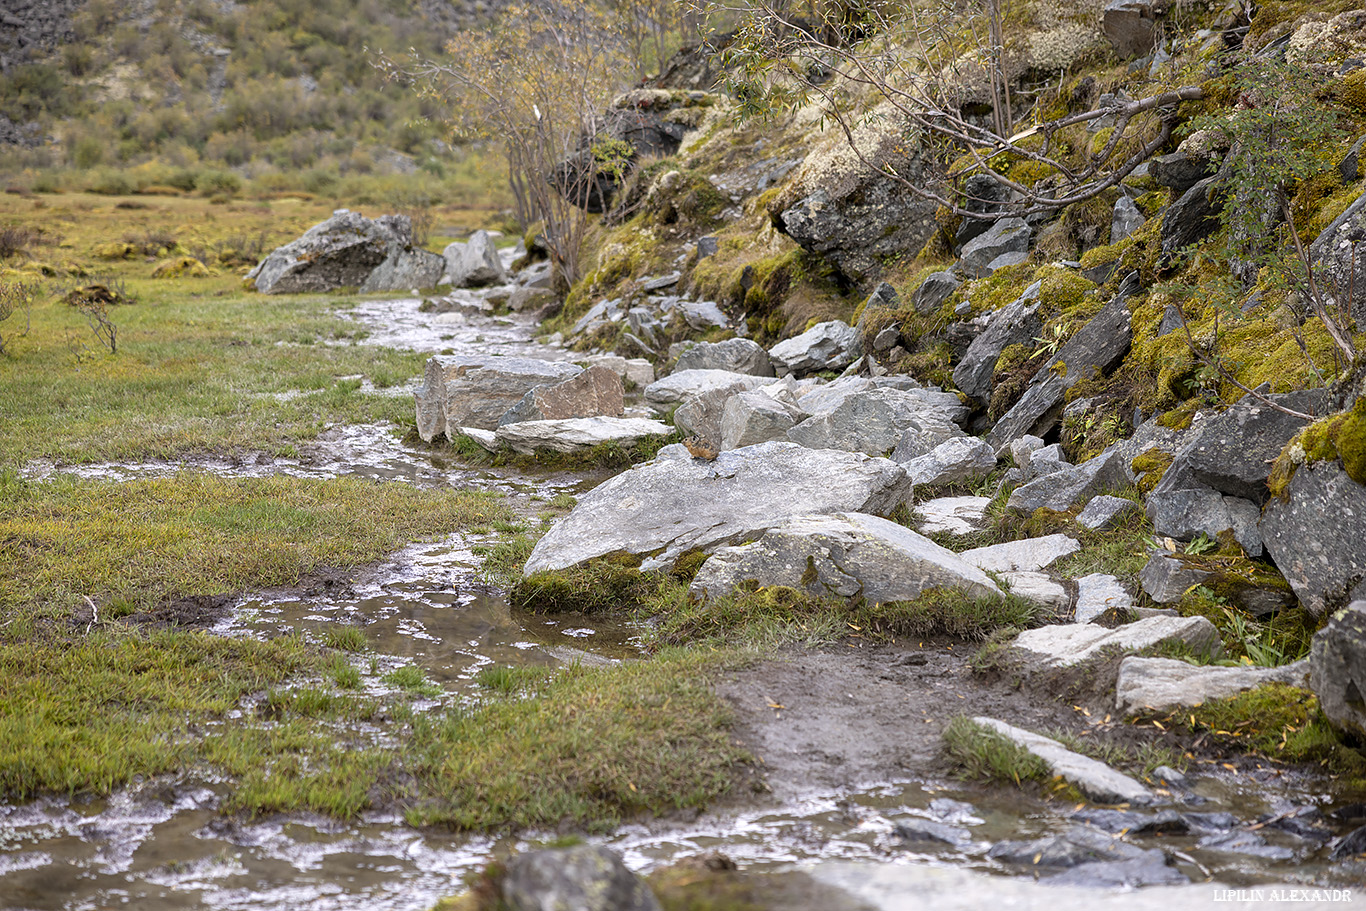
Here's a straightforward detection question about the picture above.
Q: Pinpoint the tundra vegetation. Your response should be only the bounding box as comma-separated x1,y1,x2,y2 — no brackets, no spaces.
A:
3,0,1366,904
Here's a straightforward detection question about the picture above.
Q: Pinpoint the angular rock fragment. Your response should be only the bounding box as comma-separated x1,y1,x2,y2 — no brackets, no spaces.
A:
960,534,1080,574
499,364,624,426
643,369,770,408
673,338,774,376
1116,656,1311,715
416,356,581,440
968,718,1153,804
768,320,861,377
1310,600,1366,742
1010,615,1222,667
493,417,672,455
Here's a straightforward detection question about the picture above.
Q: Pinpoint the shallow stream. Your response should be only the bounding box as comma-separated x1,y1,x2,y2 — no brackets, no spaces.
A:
3,294,1360,910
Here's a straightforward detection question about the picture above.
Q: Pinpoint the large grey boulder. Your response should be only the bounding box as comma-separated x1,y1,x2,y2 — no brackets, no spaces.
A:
1261,461,1366,616
502,845,661,911
1144,486,1263,556
902,436,998,486
1159,177,1222,269
499,364,624,426
441,229,507,287
415,356,582,440
720,389,805,450
494,417,672,455
1310,185,1366,327
986,283,1135,452
1103,0,1159,57
674,386,741,447
1006,449,1128,515
673,338,774,376
522,442,913,574
961,534,1080,574
247,211,443,294
689,512,1002,603
1011,616,1223,667
959,218,1032,279
1117,656,1311,716
952,281,1043,403
768,320,862,377
643,369,770,408
1310,600,1366,742
968,717,1153,805
787,386,964,456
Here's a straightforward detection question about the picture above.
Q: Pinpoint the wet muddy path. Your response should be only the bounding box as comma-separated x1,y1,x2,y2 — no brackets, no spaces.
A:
3,294,1361,910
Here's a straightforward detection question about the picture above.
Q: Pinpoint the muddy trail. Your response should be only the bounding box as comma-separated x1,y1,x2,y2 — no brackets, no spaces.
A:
2,295,1360,911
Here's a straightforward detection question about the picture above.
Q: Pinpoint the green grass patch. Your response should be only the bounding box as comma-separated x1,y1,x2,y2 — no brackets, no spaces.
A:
441,432,680,472
941,715,1051,785
0,471,508,619
323,625,368,652
403,649,745,832
383,664,442,697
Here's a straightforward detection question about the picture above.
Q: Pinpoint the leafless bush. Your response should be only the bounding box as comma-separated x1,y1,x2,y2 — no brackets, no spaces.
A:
0,278,37,354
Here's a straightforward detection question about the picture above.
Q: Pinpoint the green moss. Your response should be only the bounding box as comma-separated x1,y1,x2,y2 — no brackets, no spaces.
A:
1037,265,1098,322
1079,236,1136,271
956,262,1039,318
1131,447,1174,494
1268,398,1366,497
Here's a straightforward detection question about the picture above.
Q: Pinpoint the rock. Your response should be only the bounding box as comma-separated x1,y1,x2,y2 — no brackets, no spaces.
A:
902,437,997,487
856,282,900,332
247,211,444,294
1149,151,1213,194
499,365,624,426
1070,808,1190,836
1196,831,1295,860
889,422,969,463
494,417,674,455
987,826,1151,869
1002,571,1070,612
1111,195,1146,243
1025,444,1070,481
1103,0,1160,57
584,354,654,387
985,284,1135,452
1008,435,1046,469
1011,615,1223,667
1311,185,1366,327
1138,552,1213,604
1116,656,1312,715
915,496,991,536
688,512,1003,603
872,324,901,353
720,389,805,450
958,218,1032,279
671,298,731,331
1331,824,1366,861
1075,574,1133,622
951,280,1043,403
892,819,972,846
1169,390,1326,502
501,845,661,911
1005,449,1128,514
522,442,914,574
789,387,963,456
969,718,1153,804
643,369,770,408
776,169,936,284
961,534,1080,574
415,356,581,440
984,251,1028,273
912,271,961,315
508,287,556,312
696,235,719,258
1045,855,1187,888
442,230,507,287
1145,486,1264,557
1262,462,1366,615
954,174,1013,249
1076,495,1141,530
673,338,774,376
1310,600,1366,742
768,320,861,377
1159,176,1223,270
674,386,743,448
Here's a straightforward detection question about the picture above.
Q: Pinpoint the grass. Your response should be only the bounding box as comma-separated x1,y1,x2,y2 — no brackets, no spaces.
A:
402,649,746,832
383,665,443,697
941,715,1051,784
323,625,368,652
0,470,509,619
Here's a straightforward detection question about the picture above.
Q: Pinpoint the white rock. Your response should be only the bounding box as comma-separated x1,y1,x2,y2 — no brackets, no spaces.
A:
960,534,1080,574
1002,571,1070,611
643,369,770,407
493,417,673,455
1074,573,1133,623
1116,657,1311,715
969,717,1153,805
1012,616,1223,667
915,496,992,536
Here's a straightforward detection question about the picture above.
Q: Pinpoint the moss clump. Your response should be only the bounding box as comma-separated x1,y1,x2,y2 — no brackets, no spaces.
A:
1131,447,1174,494
941,715,1051,784
1268,397,1366,498
1156,398,1203,430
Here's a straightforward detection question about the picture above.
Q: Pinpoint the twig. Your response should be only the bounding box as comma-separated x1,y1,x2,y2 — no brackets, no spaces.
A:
1175,308,1317,421
82,595,100,634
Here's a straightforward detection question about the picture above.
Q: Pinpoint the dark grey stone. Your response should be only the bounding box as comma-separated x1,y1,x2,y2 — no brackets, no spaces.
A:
1044,855,1187,888
1149,151,1213,194
1310,600,1366,743
673,338,774,376
951,280,1042,403
988,827,1149,869
856,282,899,333
1159,176,1223,269
1112,195,1146,242
1196,831,1295,860
985,280,1134,452
1077,494,1141,530
502,845,661,911
1103,0,1160,58
893,819,972,847
697,235,719,258
913,271,961,315
247,211,444,294
1330,824,1366,861
1138,551,1213,604
1309,185,1366,328
959,217,1032,279
1145,486,1262,555
1005,448,1127,515
954,173,1013,249
1262,462,1366,616
1177,390,1326,502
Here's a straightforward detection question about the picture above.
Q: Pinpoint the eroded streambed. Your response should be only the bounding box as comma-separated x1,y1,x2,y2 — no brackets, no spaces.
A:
2,295,1360,911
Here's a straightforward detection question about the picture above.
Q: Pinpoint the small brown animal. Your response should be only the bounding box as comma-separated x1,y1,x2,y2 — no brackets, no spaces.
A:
683,435,719,461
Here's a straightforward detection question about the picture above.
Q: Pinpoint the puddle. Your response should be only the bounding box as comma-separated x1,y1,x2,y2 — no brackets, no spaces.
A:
340,295,572,359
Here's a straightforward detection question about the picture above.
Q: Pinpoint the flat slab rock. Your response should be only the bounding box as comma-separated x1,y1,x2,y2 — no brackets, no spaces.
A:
522,441,913,575
915,496,991,536
643,369,771,407
493,417,672,455
960,534,1080,574
1011,615,1223,667
1116,656,1311,716
969,717,1153,805
689,512,1002,603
